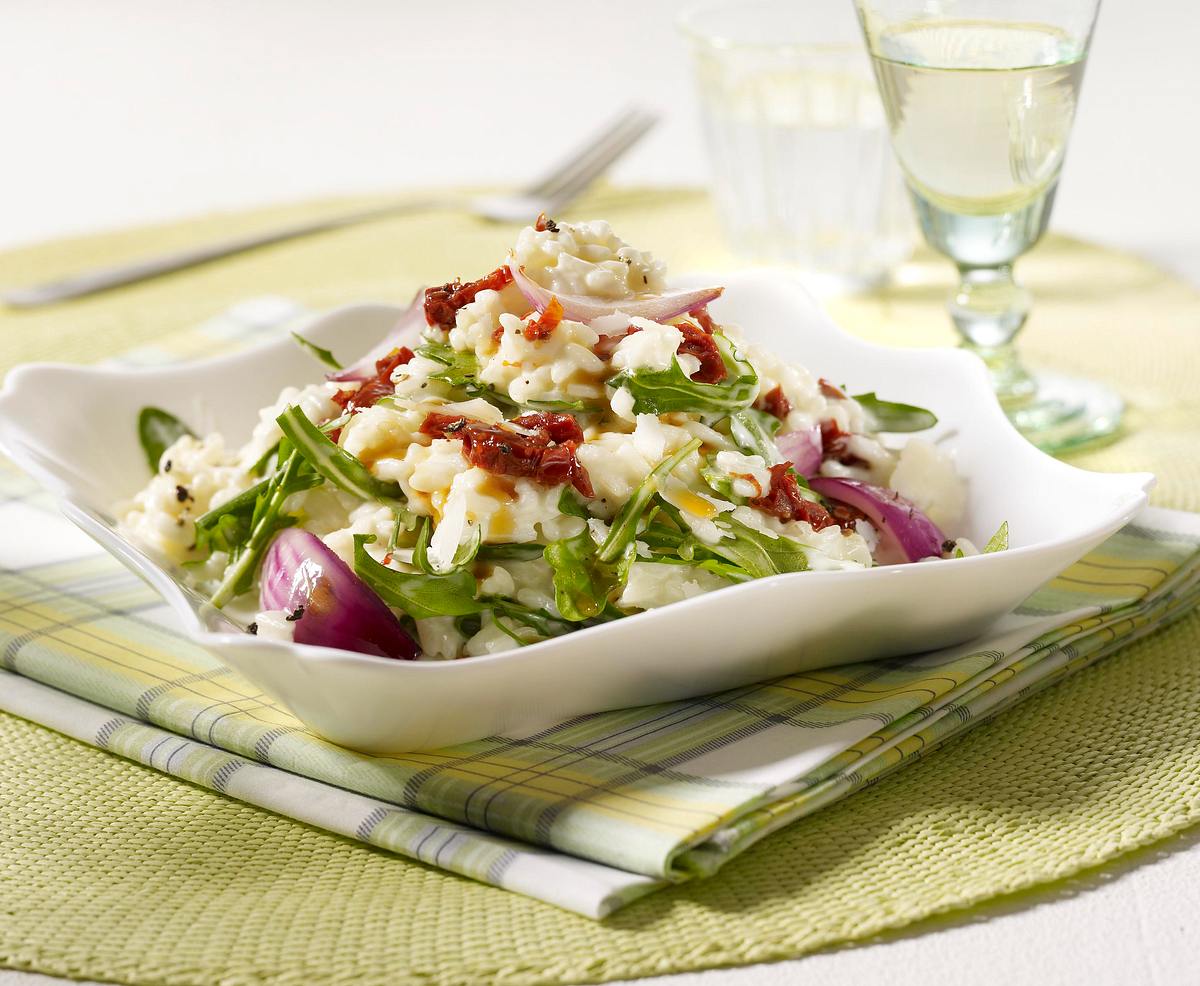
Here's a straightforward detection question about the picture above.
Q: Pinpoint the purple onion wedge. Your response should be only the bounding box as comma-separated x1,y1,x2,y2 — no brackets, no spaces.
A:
508,259,723,325
261,528,419,660
808,477,945,565
776,423,822,478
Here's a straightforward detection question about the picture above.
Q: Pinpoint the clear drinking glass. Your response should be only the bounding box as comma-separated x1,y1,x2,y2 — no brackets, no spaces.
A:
679,0,914,295
854,0,1122,453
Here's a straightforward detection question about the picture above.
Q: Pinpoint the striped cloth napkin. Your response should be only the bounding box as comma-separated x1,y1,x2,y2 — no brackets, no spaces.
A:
2,302,1198,918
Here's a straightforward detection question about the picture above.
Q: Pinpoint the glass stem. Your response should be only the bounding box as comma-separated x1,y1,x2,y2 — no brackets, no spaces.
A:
948,263,1037,408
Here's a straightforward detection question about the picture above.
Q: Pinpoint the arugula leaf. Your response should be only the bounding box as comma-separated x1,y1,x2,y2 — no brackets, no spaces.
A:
248,440,280,478
417,342,482,391
544,484,640,622
193,467,321,558
728,408,783,464
637,553,752,584
598,438,702,563
983,520,1010,553
454,613,484,639
638,518,687,554
415,343,597,413
412,515,482,575
545,531,635,621
649,496,805,579
138,407,194,472
696,515,809,578
557,485,591,520
209,450,313,607
699,454,747,504
353,534,483,619
609,332,758,415
546,439,712,620
411,516,437,573
487,611,534,647
320,413,350,436
487,598,574,639
291,331,343,370
207,406,407,606
276,404,404,503
852,392,937,432
520,397,601,413
476,543,547,562
433,390,601,414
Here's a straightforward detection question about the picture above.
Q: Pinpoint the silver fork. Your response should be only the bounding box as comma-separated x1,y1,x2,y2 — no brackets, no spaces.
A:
3,107,657,309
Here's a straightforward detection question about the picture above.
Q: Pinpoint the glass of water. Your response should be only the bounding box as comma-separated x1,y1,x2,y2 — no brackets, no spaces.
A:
679,0,913,295
854,0,1122,453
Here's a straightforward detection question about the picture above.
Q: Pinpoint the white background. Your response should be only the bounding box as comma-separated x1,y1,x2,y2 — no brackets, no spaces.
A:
3,0,1199,271
3,1,1200,983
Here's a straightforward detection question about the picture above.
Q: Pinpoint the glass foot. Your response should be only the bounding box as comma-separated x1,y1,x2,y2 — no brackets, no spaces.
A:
1003,372,1124,455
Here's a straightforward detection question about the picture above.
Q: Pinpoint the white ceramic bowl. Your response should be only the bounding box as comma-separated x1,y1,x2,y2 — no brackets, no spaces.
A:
0,272,1153,752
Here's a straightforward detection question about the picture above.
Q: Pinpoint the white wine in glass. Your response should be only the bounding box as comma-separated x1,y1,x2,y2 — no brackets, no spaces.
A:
854,0,1121,453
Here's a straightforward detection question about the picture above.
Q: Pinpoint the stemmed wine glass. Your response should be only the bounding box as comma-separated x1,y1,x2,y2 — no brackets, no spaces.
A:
853,0,1122,453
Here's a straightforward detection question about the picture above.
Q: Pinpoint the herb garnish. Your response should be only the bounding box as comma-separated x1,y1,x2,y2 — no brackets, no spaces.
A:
353,534,484,619
290,332,343,370
138,407,194,473
276,405,405,505
608,333,758,415
852,393,937,432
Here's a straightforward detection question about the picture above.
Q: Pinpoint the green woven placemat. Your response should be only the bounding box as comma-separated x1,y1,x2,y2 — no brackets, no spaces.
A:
2,189,1199,985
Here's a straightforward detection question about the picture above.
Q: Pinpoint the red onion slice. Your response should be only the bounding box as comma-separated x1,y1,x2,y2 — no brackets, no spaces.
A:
330,291,424,383
776,424,822,478
508,260,723,325
261,528,419,660
808,477,945,564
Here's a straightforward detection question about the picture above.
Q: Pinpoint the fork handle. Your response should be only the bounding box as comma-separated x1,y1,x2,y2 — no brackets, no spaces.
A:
2,198,448,308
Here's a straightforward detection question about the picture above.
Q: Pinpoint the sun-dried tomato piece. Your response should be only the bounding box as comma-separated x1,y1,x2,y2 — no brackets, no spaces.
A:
819,377,847,400
531,443,580,487
510,411,585,445
332,347,415,414
423,266,514,330
820,419,868,468
757,385,791,421
419,412,594,497
676,320,726,384
749,463,836,530
827,499,869,532
420,412,471,438
689,306,718,334
533,213,559,233
524,296,564,341
469,435,583,492
820,419,848,447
